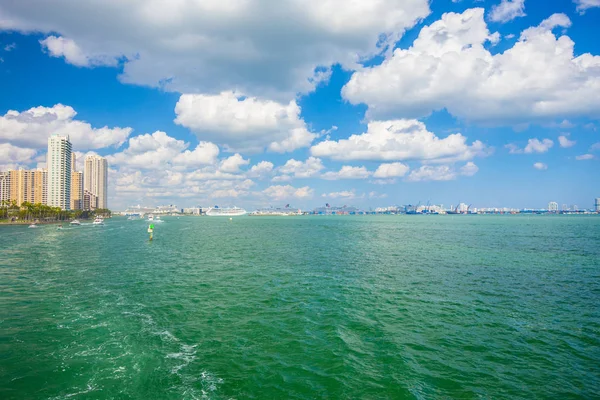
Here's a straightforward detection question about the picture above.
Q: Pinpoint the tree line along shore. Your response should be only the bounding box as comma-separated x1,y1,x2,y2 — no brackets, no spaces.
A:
0,200,111,224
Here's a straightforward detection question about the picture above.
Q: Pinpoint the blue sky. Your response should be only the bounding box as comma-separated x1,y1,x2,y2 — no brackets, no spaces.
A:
0,0,599,210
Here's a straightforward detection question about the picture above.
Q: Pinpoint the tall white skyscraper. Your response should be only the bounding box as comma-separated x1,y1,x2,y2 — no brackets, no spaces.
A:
47,135,72,210
548,201,559,212
84,155,108,209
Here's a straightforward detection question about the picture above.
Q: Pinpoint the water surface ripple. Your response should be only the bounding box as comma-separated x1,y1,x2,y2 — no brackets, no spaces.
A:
1,215,599,399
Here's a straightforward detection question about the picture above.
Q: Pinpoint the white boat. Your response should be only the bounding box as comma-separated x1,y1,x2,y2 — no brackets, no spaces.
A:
28,223,38,228
155,215,164,223
92,217,104,226
70,219,81,226
205,206,247,217
147,215,154,221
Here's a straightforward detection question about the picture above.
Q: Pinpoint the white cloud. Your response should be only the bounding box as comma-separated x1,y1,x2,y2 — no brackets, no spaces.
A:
558,135,576,148
322,190,360,199
3,42,16,51
40,36,119,67
406,162,479,182
525,138,554,153
219,153,249,173
507,138,554,154
107,131,188,170
533,162,548,170
174,92,316,153
460,161,479,176
575,154,595,160
590,142,600,151
322,166,371,180
373,162,410,178
369,191,388,199
263,185,314,200
277,157,324,179
0,143,37,169
0,0,430,99
311,119,489,163
247,161,274,179
574,0,600,13
489,0,526,23
0,104,132,150
406,165,456,182
342,9,600,125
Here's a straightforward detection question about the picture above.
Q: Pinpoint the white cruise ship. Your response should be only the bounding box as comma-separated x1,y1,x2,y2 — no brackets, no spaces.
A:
205,206,247,217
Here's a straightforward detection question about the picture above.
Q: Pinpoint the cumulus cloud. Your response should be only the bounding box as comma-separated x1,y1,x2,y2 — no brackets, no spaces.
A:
0,104,132,149
406,162,479,182
263,185,314,200
108,131,194,170
507,138,554,154
342,8,600,125
219,153,250,173
373,162,410,178
40,36,119,67
247,161,274,179
311,120,489,163
489,0,526,23
0,0,430,99
558,135,576,148
277,157,324,179
525,138,554,153
0,143,37,170
533,162,548,170
575,154,595,160
174,92,316,153
574,0,600,13
321,166,371,180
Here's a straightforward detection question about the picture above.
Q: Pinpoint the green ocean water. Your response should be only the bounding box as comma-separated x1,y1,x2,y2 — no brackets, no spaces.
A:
1,215,599,399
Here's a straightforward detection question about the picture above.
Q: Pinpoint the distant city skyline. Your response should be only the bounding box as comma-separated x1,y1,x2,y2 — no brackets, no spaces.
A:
0,1,598,210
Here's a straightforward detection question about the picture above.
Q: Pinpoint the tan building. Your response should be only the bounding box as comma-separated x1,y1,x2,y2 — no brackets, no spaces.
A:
9,169,34,205
71,171,83,210
33,169,48,205
0,171,9,203
8,169,48,206
84,155,108,209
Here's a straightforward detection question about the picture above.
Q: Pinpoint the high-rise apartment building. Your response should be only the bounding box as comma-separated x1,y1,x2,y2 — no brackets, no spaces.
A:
548,201,559,212
33,169,47,205
47,135,72,210
595,198,600,212
0,171,10,203
71,171,83,210
84,155,108,210
7,169,47,205
83,189,98,211
9,169,34,205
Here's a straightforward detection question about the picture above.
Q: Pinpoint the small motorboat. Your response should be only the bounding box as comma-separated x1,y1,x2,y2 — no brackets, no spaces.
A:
28,223,38,228
92,217,104,226
70,219,81,226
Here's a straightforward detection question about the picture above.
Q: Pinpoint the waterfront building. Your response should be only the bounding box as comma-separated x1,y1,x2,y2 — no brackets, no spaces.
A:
84,155,108,209
0,171,9,203
596,198,600,212
9,169,34,205
548,201,559,212
33,169,47,205
71,171,83,210
83,189,98,211
47,135,72,210
7,169,47,205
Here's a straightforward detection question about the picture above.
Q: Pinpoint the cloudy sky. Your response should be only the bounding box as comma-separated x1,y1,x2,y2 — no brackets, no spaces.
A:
1,0,599,210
